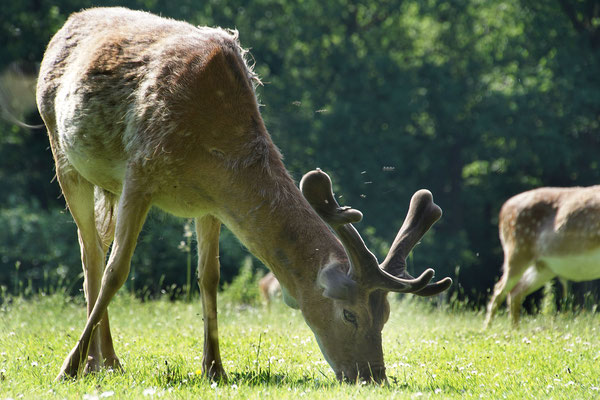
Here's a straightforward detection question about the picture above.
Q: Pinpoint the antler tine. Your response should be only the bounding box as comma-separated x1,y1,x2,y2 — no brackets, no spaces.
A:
300,169,378,281
380,189,442,276
412,278,453,297
300,170,441,293
300,169,363,227
379,189,452,295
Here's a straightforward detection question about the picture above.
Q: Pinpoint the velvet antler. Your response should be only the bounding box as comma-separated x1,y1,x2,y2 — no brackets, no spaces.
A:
379,189,452,296
300,169,443,295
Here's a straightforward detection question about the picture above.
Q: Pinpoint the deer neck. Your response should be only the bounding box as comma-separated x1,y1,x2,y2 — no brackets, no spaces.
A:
216,168,348,304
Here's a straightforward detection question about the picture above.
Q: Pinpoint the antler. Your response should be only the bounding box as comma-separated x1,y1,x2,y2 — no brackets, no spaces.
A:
300,169,436,294
379,189,452,297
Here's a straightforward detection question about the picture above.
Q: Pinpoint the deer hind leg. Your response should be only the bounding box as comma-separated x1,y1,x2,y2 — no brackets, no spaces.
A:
195,215,227,381
484,250,532,328
507,261,555,326
56,170,152,380
93,188,122,371
55,168,106,374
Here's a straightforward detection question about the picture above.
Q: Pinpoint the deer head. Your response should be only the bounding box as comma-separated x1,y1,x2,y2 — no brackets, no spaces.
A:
299,169,452,382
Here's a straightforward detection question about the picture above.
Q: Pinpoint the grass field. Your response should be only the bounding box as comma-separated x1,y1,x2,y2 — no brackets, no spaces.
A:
1,292,599,399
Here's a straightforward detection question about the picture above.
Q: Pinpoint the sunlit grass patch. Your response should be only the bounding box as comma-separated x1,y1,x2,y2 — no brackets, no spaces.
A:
0,293,598,399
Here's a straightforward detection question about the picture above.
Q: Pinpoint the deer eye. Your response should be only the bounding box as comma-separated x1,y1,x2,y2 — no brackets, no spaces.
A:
343,309,357,326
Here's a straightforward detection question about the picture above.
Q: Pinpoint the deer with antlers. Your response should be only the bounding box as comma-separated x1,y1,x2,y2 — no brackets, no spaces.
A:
37,7,451,383
484,186,600,328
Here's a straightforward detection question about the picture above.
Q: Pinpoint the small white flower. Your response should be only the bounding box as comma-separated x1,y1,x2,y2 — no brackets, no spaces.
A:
522,337,531,344
83,394,99,400
143,387,157,397
591,386,600,391
413,392,424,398
434,388,442,394
100,391,115,398
231,384,238,390
30,361,38,367
211,382,218,389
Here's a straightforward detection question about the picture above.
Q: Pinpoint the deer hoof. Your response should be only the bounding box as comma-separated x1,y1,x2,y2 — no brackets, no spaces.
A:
83,356,103,375
204,364,228,383
104,356,124,373
55,346,84,381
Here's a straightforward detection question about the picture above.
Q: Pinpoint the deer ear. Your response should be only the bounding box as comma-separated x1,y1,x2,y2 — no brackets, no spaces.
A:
318,263,357,301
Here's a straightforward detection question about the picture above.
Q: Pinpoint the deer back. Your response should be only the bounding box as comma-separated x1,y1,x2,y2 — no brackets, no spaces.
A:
37,8,279,213
500,186,600,259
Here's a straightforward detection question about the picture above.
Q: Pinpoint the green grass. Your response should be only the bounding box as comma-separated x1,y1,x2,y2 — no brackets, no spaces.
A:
1,293,599,399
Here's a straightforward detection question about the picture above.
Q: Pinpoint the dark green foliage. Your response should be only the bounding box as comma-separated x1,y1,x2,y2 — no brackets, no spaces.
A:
0,205,80,296
220,257,264,306
1,0,599,305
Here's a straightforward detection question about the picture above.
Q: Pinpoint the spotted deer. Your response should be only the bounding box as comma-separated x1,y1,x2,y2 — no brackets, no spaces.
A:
485,186,600,327
37,7,451,383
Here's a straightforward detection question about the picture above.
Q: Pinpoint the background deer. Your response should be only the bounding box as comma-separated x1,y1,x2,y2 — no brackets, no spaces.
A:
485,186,600,327
37,7,451,383
259,271,281,308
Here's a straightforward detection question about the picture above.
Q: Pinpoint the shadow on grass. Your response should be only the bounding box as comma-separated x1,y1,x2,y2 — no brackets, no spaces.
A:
151,360,466,394
153,360,337,389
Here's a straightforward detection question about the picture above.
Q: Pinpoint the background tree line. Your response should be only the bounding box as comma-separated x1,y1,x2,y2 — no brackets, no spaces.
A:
1,0,599,307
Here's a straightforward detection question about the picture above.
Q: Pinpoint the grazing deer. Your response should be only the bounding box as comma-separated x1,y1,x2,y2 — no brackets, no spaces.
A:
484,186,600,328
259,271,281,307
37,7,451,383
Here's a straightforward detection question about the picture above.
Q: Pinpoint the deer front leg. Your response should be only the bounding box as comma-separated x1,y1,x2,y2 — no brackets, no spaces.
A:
56,176,152,380
195,215,227,382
